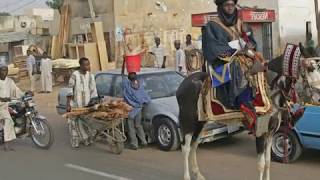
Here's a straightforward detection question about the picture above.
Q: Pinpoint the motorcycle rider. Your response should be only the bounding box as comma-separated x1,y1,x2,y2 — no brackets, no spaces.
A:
0,62,24,151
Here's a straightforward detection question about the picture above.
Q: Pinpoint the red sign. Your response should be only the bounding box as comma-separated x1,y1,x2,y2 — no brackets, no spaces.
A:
191,13,217,27
192,9,276,27
240,9,276,22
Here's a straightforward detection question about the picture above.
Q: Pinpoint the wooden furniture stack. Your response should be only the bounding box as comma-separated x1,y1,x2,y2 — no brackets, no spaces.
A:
12,46,29,79
67,43,100,72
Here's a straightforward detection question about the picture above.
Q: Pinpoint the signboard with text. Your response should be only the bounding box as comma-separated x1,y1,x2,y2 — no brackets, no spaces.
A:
192,9,276,27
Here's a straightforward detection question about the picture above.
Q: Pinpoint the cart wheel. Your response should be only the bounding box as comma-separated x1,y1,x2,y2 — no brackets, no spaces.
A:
110,142,124,155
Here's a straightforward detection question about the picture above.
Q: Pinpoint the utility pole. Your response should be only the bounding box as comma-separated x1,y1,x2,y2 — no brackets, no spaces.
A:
88,0,96,19
314,0,320,44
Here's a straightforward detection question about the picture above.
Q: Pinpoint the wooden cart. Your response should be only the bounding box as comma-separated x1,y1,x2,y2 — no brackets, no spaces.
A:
78,116,127,154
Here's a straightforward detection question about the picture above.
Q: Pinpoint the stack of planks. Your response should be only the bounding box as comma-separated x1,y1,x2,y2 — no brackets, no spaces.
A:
13,56,28,79
55,5,71,59
63,99,132,121
90,22,115,71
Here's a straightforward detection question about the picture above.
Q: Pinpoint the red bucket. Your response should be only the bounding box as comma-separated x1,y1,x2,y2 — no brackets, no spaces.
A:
125,54,141,73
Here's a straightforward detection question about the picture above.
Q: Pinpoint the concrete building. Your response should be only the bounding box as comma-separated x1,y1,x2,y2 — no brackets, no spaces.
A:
63,0,319,67
0,8,57,63
63,0,191,67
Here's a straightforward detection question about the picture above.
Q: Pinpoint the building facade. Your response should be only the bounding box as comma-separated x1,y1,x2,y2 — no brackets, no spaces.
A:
63,0,319,66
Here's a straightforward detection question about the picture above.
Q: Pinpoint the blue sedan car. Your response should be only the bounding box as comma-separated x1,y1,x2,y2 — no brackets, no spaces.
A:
272,106,320,163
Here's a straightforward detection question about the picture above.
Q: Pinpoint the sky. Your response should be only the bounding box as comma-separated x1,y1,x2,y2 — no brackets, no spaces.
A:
0,0,48,15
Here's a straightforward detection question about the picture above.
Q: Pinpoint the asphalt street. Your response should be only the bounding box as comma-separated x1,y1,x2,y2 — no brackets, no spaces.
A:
0,82,319,180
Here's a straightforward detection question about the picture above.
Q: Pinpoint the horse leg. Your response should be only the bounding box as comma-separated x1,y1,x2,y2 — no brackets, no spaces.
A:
256,135,267,180
190,139,205,180
263,133,274,180
182,133,193,180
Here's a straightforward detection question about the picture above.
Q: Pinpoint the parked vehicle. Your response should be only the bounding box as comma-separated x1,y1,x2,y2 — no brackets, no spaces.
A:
272,106,320,163
0,93,54,149
57,68,242,151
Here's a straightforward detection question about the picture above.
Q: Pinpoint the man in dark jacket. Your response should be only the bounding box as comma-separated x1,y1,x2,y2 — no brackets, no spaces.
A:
202,0,259,130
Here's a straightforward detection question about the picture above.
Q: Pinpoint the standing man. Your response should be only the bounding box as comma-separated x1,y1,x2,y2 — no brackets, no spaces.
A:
40,52,53,93
66,57,98,148
174,40,187,75
26,50,36,93
0,62,24,151
149,37,168,68
183,34,198,50
122,70,151,150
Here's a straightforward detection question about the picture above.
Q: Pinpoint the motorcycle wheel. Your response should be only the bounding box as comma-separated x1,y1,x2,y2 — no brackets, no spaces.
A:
30,119,54,149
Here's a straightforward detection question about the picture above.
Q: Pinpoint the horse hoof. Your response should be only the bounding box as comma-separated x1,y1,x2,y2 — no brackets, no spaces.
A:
184,175,191,180
196,174,206,180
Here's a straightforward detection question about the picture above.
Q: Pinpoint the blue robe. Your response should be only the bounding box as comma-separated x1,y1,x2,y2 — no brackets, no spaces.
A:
122,77,151,119
202,21,255,109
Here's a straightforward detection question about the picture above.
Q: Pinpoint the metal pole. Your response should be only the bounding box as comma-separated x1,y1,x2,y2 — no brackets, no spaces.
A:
88,0,96,19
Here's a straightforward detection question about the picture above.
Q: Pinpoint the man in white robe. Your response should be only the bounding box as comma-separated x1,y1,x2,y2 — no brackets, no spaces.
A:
0,63,24,151
40,52,53,93
304,60,320,102
26,50,36,92
66,57,98,148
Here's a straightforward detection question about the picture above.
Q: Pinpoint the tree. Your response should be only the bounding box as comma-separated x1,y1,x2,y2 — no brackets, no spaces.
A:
0,12,11,16
46,0,64,14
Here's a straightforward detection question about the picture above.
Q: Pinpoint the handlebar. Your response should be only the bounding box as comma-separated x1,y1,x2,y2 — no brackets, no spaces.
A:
1,93,33,103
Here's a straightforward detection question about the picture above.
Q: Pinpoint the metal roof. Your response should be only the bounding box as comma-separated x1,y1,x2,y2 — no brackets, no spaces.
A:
0,32,29,43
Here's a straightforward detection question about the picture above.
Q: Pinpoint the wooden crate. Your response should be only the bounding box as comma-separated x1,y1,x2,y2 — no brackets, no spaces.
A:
66,43,101,72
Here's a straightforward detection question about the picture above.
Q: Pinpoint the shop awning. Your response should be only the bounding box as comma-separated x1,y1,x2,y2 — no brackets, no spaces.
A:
0,32,29,43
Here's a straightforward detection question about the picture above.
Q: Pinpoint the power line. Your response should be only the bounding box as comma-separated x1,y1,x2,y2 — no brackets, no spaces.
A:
0,0,22,10
10,0,38,13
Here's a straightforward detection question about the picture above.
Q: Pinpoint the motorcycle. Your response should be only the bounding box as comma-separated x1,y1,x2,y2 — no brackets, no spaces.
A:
0,93,54,149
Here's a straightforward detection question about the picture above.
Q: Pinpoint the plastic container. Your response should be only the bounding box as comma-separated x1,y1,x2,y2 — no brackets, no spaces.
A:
125,54,141,73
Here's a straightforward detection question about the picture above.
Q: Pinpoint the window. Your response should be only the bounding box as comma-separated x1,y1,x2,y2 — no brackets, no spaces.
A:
113,75,124,98
95,74,114,97
140,72,184,99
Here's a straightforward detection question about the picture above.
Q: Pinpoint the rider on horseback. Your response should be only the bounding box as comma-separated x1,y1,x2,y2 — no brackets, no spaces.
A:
202,0,266,131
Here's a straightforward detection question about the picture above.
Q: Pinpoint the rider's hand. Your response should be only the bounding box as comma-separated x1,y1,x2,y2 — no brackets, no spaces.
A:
66,105,72,112
26,91,34,96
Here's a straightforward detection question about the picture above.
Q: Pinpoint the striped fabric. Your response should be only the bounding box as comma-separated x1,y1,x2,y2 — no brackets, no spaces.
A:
282,43,301,78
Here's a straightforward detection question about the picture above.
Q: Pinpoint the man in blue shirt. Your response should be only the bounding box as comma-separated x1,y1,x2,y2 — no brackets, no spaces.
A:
122,72,151,150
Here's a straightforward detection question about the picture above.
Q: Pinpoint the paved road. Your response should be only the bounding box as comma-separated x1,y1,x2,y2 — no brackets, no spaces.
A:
0,86,319,180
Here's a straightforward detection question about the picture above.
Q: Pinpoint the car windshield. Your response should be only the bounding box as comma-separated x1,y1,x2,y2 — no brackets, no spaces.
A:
140,72,184,99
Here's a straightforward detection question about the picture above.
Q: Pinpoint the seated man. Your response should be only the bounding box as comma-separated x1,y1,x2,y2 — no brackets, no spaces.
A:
202,0,264,130
302,59,320,102
0,62,24,151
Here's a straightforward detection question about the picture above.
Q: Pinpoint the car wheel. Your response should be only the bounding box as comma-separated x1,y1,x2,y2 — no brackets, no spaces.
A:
154,118,180,151
271,127,303,163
